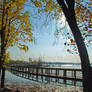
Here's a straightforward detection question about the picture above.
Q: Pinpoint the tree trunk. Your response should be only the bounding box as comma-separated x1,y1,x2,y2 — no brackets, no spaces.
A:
68,18,92,92
0,61,2,86
0,0,6,88
1,67,5,88
57,0,92,92
0,32,6,88
0,43,6,88
0,60,2,76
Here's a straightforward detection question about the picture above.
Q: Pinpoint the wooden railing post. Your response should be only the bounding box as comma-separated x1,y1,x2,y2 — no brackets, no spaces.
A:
74,70,76,86
56,69,58,82
22,67,24,77
51,69,53,82
36,67,38,81
41,68,43,82
16,67,18,76
48,68,50,83
28,67,30,79
45,68,47,81
63,69,66,84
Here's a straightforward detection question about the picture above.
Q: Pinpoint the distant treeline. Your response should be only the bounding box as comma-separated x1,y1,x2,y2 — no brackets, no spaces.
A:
7,59,43,67
7,60,27,66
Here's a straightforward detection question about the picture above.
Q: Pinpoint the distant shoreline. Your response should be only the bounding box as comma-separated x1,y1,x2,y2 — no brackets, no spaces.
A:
42,61,81,65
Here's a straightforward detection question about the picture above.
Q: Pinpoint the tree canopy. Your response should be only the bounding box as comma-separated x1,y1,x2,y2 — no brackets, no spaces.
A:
31,0,92,54
0,0,33,65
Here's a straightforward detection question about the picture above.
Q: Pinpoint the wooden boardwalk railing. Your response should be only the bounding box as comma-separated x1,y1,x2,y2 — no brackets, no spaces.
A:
11,65,83,86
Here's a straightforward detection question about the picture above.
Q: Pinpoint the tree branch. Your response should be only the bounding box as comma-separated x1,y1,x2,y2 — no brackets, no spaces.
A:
57,0,68,12
66,0,75,11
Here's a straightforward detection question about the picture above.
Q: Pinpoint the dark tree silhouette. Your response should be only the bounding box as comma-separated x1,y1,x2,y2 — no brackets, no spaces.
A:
57,0,92,92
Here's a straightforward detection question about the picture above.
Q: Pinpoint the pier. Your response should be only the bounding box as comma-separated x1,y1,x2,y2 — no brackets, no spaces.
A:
11,65,83,86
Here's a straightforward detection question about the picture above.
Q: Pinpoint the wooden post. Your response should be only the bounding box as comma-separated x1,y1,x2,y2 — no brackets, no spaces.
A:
26,67,28,78
20,67,22,77
71,70,73,85
50,69,52,82
11,66,13,73
26,67,27,78
48,68,50,83
28,67,30,79
17,67,19,76
63,69,66,84
32,67,34,80
56,69,58,82
41,68,43,82
45,69,47,81
74,70,76,86
22,67,24,78
36,67,38,81
18,67,20,76
24,67,25,78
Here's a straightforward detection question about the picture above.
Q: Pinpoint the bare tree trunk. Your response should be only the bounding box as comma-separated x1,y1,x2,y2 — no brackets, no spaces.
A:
0,0,6,88
68,18,92,92
0,29,6,88
0,40,6,88
0,59,2,87
1,67,5,88
57,0,92,92
0,60,1,76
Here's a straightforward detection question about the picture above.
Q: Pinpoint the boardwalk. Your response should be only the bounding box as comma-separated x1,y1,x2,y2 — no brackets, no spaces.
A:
11,65,83,86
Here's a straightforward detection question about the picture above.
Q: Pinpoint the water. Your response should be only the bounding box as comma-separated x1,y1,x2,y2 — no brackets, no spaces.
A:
5,70,83,92
4,64,83,92
49,64,82,86
47,63,81,69
5,71,41,86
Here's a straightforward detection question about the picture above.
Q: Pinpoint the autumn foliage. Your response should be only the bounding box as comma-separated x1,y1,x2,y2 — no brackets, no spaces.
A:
0,0,33,65
32,0,92,54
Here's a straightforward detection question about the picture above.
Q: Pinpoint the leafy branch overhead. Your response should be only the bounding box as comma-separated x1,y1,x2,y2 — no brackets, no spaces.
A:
0,0,33,66
0,0,33,51
32,0,92,54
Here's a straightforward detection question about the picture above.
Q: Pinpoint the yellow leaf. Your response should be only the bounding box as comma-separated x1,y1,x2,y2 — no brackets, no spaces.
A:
57,9,62,13
89,14,92,19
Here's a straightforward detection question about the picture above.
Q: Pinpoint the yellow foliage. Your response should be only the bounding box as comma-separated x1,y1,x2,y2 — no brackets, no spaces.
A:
86,10,90,14
18,45,29,52
2,65,6,68
57,9,62,13
89,14,92,19
88,2,92,5
35,0,42,7
0,0,33,66
75,8,80,14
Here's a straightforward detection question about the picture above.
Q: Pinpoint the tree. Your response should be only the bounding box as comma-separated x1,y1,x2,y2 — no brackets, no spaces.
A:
56,0,92,54
31,0,92,92
0,0,33,88
57,0,92,92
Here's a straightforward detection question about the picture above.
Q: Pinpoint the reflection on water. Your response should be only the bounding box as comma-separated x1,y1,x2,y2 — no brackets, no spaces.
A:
5,71,38,85
6,65,82,83
5,64,83,92
5,70,83,92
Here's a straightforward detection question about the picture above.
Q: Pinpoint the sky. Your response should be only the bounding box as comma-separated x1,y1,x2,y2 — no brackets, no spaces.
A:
8,0,92,63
